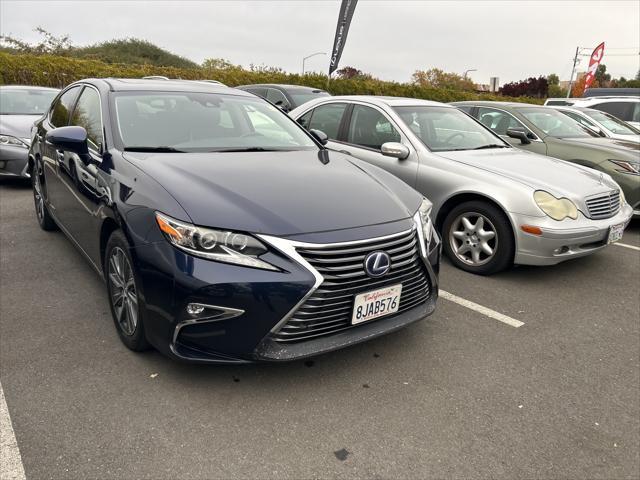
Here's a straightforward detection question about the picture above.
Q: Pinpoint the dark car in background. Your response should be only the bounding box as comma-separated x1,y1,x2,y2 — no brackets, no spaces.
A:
236,83,330,112
28,78,439,363
0,85,58,178
453,101,640,217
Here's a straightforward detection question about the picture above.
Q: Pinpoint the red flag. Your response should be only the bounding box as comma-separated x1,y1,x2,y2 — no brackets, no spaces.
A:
583,42,605,92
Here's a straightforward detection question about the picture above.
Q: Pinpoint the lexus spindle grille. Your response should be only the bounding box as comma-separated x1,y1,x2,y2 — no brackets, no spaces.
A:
585,190,621,220
272,229,431,343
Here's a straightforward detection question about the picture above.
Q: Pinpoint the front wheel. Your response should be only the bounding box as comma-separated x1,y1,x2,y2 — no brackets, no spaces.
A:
105,230,150,352
442,201,514,275
32,165,57,231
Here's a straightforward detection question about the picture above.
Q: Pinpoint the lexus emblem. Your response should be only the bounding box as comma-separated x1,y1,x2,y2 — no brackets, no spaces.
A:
364,251,391,278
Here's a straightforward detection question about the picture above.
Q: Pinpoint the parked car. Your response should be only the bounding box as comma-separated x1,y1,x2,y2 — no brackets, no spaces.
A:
0,85,58,178
236,84,330,112
551,105,640,142
28,79,439,363
570,97,640,128
583,88,640,98
452,101,640,217
544,98,579,106
290,96,633,274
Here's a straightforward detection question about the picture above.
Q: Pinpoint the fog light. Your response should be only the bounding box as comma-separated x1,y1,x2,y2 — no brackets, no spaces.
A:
186,303,206,316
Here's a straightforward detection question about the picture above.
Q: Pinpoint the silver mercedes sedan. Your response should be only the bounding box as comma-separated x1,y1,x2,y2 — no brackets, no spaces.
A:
290,96,633,275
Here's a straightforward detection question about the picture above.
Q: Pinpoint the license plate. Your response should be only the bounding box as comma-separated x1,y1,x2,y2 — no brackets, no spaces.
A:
608,222,625,244
352,284,402,325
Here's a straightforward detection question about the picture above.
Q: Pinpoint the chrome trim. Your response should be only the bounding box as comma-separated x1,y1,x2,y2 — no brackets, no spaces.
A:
413,211,428,259
171,304,245,346
259,226,418,335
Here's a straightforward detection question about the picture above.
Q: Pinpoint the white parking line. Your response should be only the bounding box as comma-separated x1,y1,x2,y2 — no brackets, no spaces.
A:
0,381,26,480
614,242,640,252
440,290,525,328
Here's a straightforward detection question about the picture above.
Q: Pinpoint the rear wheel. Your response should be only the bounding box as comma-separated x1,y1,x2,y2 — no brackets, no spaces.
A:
442,201,514,275
32,165,57,231
105,230,150,351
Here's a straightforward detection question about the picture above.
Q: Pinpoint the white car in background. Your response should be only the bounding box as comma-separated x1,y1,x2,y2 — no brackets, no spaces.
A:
571,97,640,129
551,105,640,143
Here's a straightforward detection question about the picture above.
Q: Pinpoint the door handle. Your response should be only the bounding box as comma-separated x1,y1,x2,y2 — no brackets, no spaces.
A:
339,150,352,156
56,150,64,163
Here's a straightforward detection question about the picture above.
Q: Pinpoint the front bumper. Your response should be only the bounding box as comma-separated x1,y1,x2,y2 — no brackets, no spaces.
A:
131,219,440,363
511,203,633,266
0,145,30,178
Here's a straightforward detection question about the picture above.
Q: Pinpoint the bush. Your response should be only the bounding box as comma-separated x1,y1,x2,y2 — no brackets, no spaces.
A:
0,52,542,104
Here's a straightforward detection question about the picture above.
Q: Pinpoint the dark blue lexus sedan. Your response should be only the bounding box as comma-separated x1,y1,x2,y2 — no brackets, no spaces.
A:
28,78,440,363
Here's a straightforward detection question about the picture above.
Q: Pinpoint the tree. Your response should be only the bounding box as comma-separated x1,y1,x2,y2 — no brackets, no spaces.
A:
411,68,475,91
547,73,560,86
202,58,238,70
0,26,72,56
636,69,640,81
594,64,611,86
499,76,549,98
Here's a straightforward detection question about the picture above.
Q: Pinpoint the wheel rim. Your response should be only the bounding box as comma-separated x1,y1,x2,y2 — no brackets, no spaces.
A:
108,247,138,336
449,212,498,267
33,173,45,221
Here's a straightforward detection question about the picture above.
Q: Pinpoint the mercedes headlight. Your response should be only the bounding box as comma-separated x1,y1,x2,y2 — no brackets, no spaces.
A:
533,191,578,221
0,135,29,149
155,212,277,271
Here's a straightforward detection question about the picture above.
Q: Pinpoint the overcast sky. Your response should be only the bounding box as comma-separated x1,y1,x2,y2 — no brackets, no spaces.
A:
1,0,639,84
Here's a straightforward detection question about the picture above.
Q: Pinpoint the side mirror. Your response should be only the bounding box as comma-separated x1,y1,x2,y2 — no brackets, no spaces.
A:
506,128,531,145
381,142,410,160
309,129,329,145
46,126,89,155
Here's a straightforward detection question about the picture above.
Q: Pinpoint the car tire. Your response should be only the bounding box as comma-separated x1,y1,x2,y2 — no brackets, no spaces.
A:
32,165,57,231
442,200,514,275
104,230,151,352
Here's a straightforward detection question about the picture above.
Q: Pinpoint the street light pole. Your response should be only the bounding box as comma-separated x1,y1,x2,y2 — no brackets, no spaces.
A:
463,69,477,79
302,52,326,75
566,46,580,98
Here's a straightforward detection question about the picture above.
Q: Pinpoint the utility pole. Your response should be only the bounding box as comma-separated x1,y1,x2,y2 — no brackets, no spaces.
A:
566,46,580,98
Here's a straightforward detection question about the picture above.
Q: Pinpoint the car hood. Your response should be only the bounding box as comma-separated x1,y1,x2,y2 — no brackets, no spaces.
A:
0,114,40,139
553,136,640,154
124,149,421,236
435,148,619,197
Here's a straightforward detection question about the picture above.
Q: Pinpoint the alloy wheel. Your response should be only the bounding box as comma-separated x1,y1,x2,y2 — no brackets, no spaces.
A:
33,172,45,221
108,247,138,336
449,212,498,266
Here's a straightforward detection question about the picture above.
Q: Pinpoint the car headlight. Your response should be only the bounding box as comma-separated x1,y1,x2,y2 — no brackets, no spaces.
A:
0,134,29,149
155,212,278,271
417,198,434,243
608,160,640,176
619,188,626,205
533,191,578,221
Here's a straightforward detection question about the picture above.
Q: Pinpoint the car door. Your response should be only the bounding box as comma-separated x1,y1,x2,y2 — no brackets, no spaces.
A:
39,85,82,217
335,103,419,188
54,85,107,263
475,106,547,155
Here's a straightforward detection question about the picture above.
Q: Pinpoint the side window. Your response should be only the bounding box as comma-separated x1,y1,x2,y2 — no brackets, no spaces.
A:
307,103,347,140
563,111,596,128
245,88,267,99
70,87,103,151
266,88,289,107
50,86,81,128
456,105,473,114
593,102,631,120
632,103,640,123
478,107,524,135
346,105,401,150
297,110,313,129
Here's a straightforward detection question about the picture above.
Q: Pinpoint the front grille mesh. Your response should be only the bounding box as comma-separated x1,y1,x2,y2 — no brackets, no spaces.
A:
585,190,621,219
272,229,431,343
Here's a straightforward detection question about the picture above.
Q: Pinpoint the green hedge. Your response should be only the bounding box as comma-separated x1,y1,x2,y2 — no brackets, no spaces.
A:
0,52,542,104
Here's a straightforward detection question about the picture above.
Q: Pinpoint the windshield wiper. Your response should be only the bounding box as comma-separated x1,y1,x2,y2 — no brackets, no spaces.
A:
474,144,509,150
211,147,282,152
124,146,187,153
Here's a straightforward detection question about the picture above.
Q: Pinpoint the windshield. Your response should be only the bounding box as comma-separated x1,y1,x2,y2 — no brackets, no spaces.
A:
516,107,596,138
582,109,640,135
0,88,58,115
113,92,317,152
393,106,507,152
289,90,330,107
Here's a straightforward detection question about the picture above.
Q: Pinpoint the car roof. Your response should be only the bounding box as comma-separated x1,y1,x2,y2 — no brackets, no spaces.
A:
0,85,59,92
85,78,253,96
576,96,640,103
237,84,327,91
451,100,543,108
316,95,449,108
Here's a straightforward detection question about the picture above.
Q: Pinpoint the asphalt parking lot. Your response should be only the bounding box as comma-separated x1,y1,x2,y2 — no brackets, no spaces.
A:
1,178,639,479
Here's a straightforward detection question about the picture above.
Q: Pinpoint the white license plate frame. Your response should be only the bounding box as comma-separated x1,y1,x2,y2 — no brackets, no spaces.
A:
351,284,402,325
